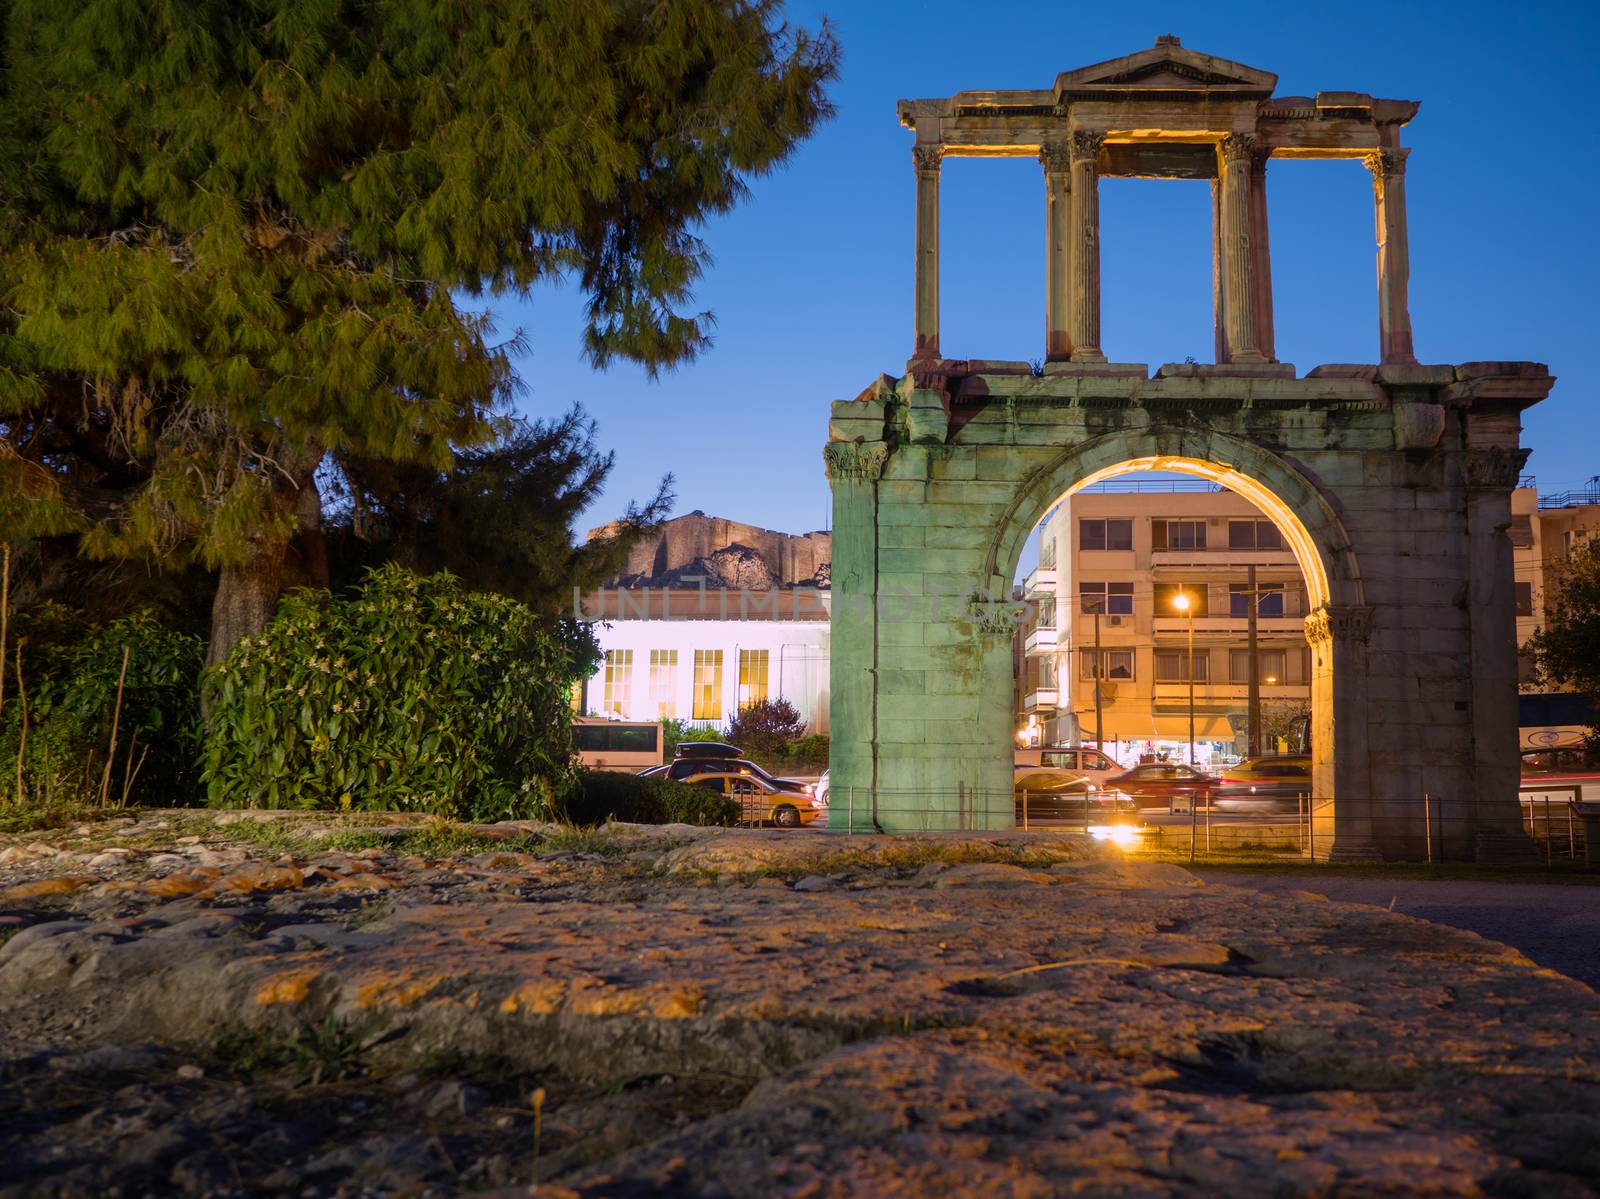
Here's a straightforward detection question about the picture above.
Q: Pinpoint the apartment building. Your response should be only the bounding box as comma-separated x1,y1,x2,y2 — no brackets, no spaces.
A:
578,589,830,733
1016,481,1312,765
1512,480,1600,687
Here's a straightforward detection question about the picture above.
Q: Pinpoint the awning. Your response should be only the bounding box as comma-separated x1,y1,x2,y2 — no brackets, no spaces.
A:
1082,713,1237,741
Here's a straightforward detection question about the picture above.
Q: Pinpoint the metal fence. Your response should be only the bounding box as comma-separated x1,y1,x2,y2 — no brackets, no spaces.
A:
818,786,1596,866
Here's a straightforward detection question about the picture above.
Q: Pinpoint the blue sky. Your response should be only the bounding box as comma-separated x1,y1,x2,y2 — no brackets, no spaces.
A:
488,0,1598,537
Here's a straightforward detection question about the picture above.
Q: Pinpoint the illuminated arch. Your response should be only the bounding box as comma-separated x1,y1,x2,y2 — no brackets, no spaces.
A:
984,426,1364,614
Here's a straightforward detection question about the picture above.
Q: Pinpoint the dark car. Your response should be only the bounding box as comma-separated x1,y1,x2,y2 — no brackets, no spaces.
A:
1213,755,1313,810
641,752,812,797
1105,763,1219,811
1013,771,1135,821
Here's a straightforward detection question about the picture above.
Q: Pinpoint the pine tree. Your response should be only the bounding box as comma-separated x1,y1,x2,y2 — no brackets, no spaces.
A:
326,404,673,617
0,0,837,665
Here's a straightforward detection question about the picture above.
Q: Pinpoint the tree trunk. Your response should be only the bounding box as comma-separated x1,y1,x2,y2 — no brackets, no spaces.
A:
203,448,324,708
282,472,330,593
206,532,290,671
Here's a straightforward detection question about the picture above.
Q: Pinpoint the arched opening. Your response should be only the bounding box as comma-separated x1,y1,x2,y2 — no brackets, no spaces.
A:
986,433,1367,853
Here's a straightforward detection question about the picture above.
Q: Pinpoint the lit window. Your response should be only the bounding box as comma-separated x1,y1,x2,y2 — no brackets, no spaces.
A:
692,650,724,720
1081,649,1135,680
1155,650,1209,683
648,650,677,718
602,650,633,716
738,649,769,707
1229,648,1287,684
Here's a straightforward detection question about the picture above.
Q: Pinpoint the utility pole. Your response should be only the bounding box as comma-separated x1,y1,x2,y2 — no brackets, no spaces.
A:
1246,563,1260,758
1092,599,1104,752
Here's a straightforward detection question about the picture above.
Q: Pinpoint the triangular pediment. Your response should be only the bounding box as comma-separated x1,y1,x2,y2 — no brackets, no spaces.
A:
1056,38,1276,97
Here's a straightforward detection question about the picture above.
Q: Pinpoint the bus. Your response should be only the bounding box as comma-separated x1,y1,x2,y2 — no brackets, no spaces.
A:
573,718,664,773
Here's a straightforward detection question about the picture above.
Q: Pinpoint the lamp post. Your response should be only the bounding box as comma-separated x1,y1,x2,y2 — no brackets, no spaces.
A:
1172,590,1196,766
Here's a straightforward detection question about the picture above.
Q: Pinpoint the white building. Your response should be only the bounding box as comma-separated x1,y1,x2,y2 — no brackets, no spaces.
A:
579,589,830,733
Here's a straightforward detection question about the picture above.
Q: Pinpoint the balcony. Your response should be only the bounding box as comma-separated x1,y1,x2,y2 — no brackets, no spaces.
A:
1024,626,1058,654
1153,681,1309,704
1150,547,1297,568
1022,687,1058,712
1022,566,1057,598
1152,614,1304,635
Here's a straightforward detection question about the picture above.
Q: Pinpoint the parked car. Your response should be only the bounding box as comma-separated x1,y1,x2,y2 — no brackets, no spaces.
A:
1104,763,1219,811
1213,755,1313,810
1014,746,1122,791
1014,772,1135,820
683,771,819,828
640,745,811,795
813,770,829,811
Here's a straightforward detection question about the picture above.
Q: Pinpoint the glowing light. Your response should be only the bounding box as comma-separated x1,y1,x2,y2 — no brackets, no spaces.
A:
1088,825,1142,848
1171,591,1191,613
1265,675,1278,685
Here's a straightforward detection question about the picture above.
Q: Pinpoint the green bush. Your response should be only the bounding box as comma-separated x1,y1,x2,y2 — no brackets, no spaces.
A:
565,769,738,828
724,697,805,757
0,605,204,806
784,733,830,769
204,566,579,820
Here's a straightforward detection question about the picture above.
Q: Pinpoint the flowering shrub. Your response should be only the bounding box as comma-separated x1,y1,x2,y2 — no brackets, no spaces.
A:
203,566,579,819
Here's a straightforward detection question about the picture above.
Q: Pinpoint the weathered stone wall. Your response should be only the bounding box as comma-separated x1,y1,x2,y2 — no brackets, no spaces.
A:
826,361,1552,860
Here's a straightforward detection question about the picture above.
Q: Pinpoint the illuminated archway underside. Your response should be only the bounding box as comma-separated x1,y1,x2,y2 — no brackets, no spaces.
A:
824,363,1552,862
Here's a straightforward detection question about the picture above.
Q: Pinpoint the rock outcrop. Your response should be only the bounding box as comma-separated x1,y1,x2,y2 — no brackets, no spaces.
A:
589,511,830,589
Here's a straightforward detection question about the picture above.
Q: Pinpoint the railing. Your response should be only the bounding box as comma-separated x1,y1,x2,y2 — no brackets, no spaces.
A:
815,787,1596,868
1079,479,1225,494
1538,487,1600,510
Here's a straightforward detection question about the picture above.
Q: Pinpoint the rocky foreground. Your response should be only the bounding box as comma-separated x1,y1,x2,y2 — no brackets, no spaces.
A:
1,812,1598,1198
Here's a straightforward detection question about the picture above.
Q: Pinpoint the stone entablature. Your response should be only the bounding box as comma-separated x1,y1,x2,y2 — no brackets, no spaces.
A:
897,36,1420,367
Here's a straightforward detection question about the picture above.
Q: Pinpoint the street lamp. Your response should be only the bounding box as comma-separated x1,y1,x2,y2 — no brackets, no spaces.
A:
1171,590,1196,766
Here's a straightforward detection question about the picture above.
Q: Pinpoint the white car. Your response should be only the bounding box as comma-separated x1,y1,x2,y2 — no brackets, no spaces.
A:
1014,747,1123,792
811,770,829,811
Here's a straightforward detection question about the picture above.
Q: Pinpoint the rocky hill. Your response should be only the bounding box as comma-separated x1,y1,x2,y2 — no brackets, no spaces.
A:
589,511,830,589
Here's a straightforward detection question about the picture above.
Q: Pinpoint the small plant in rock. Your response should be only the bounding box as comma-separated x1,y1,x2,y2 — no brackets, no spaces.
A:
204,566,580,820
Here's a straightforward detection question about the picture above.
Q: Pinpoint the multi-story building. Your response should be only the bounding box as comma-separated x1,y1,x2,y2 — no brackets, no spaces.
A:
578,588,830,733
1016,481,1312,765
1512,479,1600,688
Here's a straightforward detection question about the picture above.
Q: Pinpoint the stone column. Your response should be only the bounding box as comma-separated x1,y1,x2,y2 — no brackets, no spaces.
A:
824,439,890,833
1366,147,1416,365
1217,133,1264,363
912,144,943,361
1067,131,1106,363
1041,141,1072,362
1462,445,1532,850
1249,147,1276,362
1305,604,1380,860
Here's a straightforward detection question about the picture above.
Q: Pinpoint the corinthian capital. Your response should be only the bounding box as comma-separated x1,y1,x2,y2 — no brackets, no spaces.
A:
1461,446,1530,492
1039,141,1071,174
1068,130,1105,164
1219,132,1256,166
824,440,890,482
911,144,944,175
1304,605,1374,647
1363,147,1409,178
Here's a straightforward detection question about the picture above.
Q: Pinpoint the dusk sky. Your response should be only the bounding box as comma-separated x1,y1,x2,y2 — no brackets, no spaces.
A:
489,0,1597,539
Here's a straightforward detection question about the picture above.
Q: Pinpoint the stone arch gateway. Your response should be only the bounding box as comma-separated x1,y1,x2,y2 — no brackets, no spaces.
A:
823,40,1554,861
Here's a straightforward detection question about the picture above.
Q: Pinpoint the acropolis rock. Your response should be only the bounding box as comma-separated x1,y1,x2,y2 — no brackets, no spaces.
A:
589,511,830,589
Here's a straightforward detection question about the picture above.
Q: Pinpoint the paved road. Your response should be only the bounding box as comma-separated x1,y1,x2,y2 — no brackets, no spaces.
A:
1204,872,1600,990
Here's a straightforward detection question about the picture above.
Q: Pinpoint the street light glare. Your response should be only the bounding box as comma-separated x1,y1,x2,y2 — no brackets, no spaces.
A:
1172,591,1190,612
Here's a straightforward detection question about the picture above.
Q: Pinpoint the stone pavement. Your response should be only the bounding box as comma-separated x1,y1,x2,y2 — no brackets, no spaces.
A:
1207,871,1600,990
2,813,1599,1197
